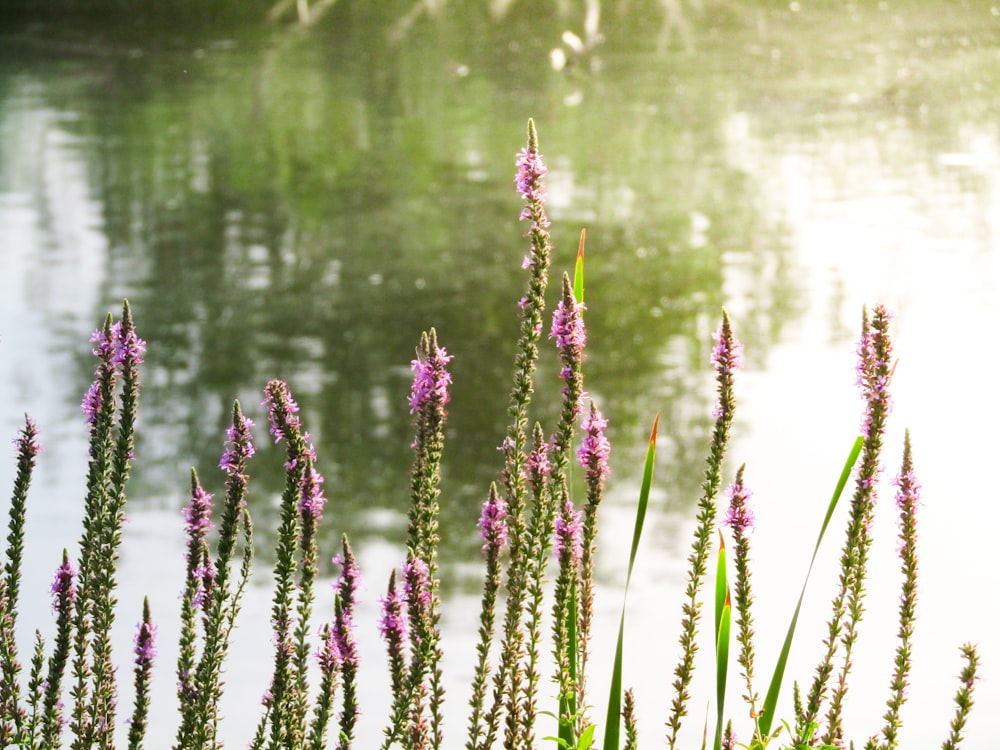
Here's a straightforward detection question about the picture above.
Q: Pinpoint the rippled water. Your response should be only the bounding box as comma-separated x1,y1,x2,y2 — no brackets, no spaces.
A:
1,3,998,748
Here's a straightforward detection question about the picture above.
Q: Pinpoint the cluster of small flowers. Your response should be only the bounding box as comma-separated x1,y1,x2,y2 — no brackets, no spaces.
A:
554,499,584,563
408,346,454,414
550,296,586,356
14,416,42,458
723,477,755,535
477,492,509,552
515,147,550,228
50,556,78,611
578,404,610,485
263,380,303,444
133,618,157,669
298,463,327,524
219,415,256,475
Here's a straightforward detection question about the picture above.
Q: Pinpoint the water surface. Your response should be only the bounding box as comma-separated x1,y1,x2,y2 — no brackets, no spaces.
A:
1,3,998,748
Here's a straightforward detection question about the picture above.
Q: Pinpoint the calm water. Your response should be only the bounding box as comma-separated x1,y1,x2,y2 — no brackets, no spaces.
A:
1,3,998,748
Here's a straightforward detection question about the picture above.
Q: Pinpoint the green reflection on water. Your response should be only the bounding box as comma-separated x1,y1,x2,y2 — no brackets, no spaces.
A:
5,0,998,578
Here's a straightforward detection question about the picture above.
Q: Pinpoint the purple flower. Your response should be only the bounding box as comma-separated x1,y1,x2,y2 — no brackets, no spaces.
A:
378,577,407,642
550,294,586,354
133,617,157,670
710,312,743,420
298,462,327,524
892,469,921,512
515,146,548,207
219,413,256,474
182,484,215,541
50,555,78,612
90,323,117,361
14,415,42,457
578,402,611,486
525,438,551,487
114,323,146,366
723,475,755,535
402,557,432,610
316,624,342,674
81,381,103,424
710,320,744,373
91,320,146,366
408,338,454,415
856,305,895,438
263,380,303,444
478,487,509,553
333,546,363,602
331,541,361,671
554,499,583,563
190,564,215,611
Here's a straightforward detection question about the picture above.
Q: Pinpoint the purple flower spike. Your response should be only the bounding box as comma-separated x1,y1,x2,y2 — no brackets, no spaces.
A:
133,616,157,670
81,381,103,424
578,401,611,485
50,555,78,612
297,462,327,524
90,323,117,361
710,318,744,374
723,473,755,535
408,334,454,415
378,575,407,642
316,625,342,674
219,413,256,475
14,415,42,457
113,322,146,366
262,380,302,444
478,486,509,553
515,146,548,207
554,499,584,563
182,484,215,542
402,557,432,610
550,293,586,354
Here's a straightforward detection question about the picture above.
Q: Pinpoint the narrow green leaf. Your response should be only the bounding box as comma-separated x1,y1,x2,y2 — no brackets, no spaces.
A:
574,229,585,308
577,724,596,750
603,414,659,750
714,533,731,750
714,531,727,638
757,436,863,739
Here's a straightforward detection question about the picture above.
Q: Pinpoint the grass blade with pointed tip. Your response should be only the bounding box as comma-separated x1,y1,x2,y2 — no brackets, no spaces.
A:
756,436,863,741
603,414,659,750
714,533,731,750
574,229,585,307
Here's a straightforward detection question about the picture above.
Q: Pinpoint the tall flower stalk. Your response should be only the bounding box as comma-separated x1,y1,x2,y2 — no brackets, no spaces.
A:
723,465,759,733
867,431,919,750
666,310,741,749
382,329,452,750
476,119,554,750
253,380,331,750
176,402,255,750
0,415,41,745
798,306,894,746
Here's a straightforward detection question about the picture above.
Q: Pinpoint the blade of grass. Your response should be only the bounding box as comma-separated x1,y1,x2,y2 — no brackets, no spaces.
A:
574,229,585,308
714,533,731,750
602,413,659,750
756,436,863,740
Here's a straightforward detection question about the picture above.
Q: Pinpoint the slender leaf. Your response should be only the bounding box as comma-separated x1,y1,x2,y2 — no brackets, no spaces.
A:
603,414,659,750
714,533,731,750
574,229,585,307
757,436,863,739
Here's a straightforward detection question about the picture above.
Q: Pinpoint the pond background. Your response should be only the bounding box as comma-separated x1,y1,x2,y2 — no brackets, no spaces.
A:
1,1,999,748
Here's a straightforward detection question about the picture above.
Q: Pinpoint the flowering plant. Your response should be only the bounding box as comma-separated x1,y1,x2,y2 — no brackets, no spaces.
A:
0,122,979,750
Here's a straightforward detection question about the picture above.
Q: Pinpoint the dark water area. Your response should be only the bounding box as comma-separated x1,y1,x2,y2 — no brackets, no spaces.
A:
2,2,999,748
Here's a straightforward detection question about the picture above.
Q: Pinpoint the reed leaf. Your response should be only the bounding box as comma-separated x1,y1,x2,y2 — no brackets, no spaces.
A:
602,414,659,750
756,436,863,740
